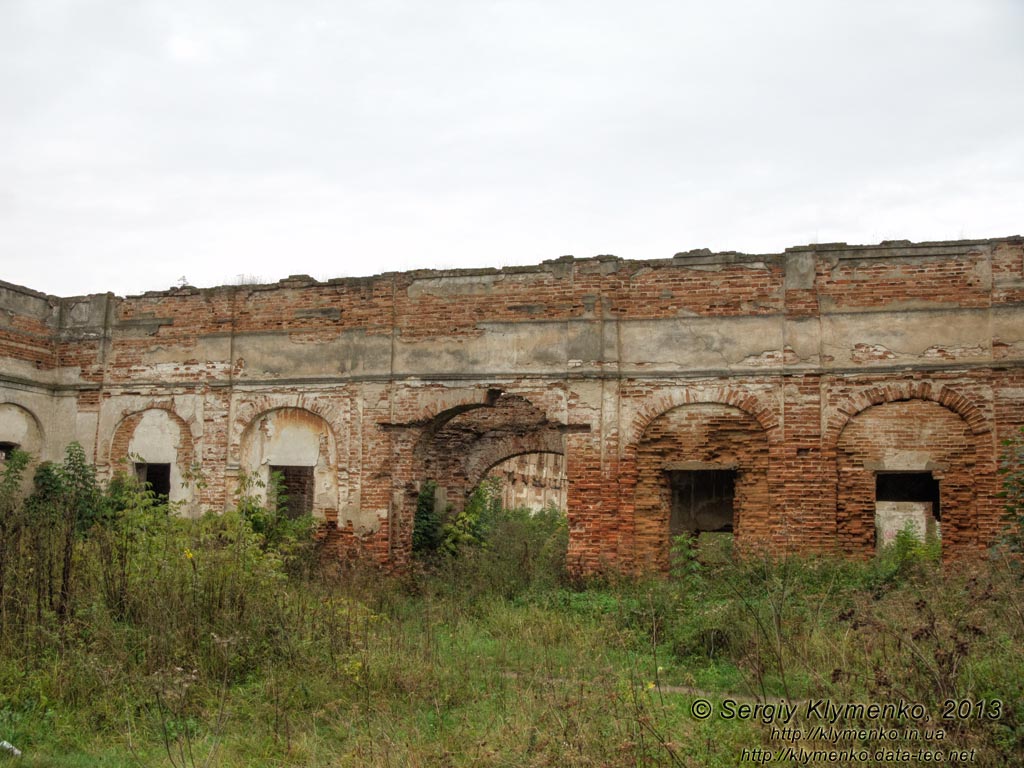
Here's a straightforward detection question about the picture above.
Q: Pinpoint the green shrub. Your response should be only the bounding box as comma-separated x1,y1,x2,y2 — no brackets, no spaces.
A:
874,520,942,585
412,480,443,555
235,469,316,577
417,476,570,599
440,477,502,555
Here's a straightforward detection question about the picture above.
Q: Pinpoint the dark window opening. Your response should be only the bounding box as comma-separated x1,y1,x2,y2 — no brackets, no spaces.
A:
876,472,941,520
875,471,941,548
0,442,19,461
135,462,171,499
668,470,736,536
269,465,315,518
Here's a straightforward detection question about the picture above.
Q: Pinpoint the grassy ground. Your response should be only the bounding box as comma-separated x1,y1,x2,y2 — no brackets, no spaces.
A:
0,452,1022,766
0,574,760,767
2,543,1022,766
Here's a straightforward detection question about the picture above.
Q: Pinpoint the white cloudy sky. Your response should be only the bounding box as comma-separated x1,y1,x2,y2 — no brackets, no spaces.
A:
2,1,1022,297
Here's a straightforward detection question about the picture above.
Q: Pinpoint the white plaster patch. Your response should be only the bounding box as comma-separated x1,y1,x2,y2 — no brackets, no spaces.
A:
876,501,940,547
265,424,321,465
0,403,40,450
126,409,193,509
128,410,179,463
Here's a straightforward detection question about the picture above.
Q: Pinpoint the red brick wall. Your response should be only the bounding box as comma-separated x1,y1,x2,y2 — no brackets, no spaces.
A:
0,284,59,373
2,238,1023,575
817,252,992,310
634,403,771,570
835,399,987,556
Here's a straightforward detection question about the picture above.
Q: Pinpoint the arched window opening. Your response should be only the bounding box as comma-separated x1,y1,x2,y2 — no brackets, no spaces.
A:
238,407,339,522
634,402,769,570
835,398,979,557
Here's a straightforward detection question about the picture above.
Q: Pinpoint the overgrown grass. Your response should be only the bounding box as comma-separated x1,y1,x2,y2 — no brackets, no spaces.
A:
0,449,1022,765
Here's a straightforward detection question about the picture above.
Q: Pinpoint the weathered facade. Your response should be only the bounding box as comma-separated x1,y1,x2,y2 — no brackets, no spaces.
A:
1,237,1023,573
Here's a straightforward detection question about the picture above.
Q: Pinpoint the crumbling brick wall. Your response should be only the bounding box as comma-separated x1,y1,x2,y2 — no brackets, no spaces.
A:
634,403,770,571
836,399,979,554
1,237,1023,575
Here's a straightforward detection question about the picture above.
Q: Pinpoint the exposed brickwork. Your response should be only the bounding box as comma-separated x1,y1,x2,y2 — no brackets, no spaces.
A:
1,237,1023,575
418,392,568,504
816,252,992,310
0,283,58,372
634,403,770,571
489,453,566,511
835,399,989,556
602,260,786,318
108,405,195,474
0,328,55,370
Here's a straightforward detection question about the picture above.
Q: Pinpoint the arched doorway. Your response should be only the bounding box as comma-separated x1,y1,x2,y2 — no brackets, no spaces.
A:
416,393,567,518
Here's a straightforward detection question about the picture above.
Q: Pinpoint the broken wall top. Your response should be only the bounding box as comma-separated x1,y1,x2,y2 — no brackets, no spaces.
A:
2,236,1023,389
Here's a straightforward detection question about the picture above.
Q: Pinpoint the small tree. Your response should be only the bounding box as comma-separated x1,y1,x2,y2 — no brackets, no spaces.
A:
412,480,443,556
52,442,102,622
0,449,31,634
440,478,502,555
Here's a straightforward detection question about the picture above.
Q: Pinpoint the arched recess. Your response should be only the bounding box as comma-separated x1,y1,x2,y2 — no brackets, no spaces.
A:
633,402,771,571
0,402,44,459
230,394,346,466
109,407,196,509
414,393,569,518
464,429,566,491
239,407,339,521
834,396,993,557
626,386,780,451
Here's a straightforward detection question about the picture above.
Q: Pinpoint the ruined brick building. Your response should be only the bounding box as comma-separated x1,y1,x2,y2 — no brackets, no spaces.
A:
1,237,1023,573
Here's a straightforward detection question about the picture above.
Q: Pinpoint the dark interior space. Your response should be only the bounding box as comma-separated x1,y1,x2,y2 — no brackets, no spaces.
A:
135,462,171,499
270,465,315,518
668,469,736,536
876,472,941,520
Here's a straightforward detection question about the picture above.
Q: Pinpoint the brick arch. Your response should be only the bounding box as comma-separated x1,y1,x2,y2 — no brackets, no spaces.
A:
833,394,998,557
408,394,504,463
404,387,503,429
630,401,772,570
404,386,571,453
109,405,194,470
413,392,559,461
463,431,566,491
230,394,344,463
237,406,340,522
626,385,780,453
413,392,566,514
825,382,991,450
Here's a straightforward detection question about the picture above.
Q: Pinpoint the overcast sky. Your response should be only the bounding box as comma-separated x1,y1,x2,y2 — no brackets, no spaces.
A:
2,1,1022,297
